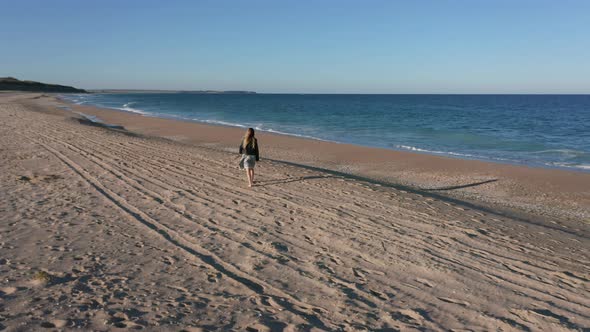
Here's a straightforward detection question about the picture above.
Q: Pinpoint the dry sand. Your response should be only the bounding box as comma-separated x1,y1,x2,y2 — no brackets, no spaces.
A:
0,93,588,331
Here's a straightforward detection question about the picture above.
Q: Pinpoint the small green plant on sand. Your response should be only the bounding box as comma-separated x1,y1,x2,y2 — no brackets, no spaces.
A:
33,271,51,283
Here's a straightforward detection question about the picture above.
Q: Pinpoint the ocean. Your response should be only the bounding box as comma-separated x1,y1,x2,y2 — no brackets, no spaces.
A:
61,93,590,172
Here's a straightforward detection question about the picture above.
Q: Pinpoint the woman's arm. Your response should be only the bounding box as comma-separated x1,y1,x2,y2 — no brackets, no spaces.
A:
239,143,243,155
254,140,260,161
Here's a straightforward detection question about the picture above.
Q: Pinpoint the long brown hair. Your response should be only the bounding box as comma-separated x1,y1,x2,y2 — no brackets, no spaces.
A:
242,128,256,149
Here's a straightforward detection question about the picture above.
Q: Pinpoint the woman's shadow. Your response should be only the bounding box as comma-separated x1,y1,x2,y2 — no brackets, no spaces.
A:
255,175,333,186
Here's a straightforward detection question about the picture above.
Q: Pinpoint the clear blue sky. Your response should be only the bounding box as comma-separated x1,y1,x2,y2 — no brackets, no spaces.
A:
1,0,589,93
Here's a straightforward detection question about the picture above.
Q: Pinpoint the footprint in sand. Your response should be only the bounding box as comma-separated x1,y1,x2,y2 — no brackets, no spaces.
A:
369,288,388,300
207,272,221,283
40,319,69,329
476,228,490,236
246,324,274,332
327,254,342,265
560,270,590,283
438,297,470,307
275,255,291,264
162,256,177,265
463,230,479,238
316,262,335,274
18,174,63,184
391,309,427,325
40,322,56,329
110,310,148,329
415,278,434,288
108,316,128,329
259,295,281,311
271,242,289,253
167,285,189,293
0,287,18,297
352,268,367,280
528,308,580,330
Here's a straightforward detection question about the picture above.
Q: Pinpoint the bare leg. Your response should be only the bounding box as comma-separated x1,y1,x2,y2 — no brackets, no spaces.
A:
246,168,253,187
250,168,255,184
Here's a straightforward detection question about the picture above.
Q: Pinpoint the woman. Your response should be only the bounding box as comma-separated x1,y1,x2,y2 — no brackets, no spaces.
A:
239,128,260,187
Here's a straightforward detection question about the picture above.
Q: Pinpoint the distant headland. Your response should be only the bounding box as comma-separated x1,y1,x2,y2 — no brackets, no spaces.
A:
0,77,87,93
0,79,257,95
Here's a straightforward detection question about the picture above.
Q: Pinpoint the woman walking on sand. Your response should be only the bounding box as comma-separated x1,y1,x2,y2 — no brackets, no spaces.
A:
239,128,260,187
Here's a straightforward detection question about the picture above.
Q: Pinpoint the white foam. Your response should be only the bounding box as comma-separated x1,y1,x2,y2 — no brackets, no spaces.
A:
546,162,590,171
199,119,247,128
395,145,512,162
115,106,148,115
263,128,333,142
399,147,590,172
65,94,90,105
531,149,586,155
396,145,451,155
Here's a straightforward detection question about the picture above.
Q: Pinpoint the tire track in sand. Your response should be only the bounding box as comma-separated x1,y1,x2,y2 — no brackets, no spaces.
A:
25,134,338,330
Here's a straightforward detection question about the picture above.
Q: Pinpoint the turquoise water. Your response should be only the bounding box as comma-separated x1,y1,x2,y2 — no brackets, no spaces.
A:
61,93,590,172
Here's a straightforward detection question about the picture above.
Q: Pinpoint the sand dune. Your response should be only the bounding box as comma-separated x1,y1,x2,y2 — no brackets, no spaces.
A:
0,95,588,331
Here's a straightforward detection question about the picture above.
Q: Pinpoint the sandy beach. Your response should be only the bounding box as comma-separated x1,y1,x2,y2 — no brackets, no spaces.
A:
58,95,590,223
1,92,589,331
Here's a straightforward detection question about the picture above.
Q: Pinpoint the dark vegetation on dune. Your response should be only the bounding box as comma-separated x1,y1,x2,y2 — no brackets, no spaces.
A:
0,77,86,93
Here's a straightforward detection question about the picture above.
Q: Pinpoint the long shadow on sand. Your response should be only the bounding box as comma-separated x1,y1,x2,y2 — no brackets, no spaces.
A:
256,175,333,187
264,159,587,239
422,179,498,191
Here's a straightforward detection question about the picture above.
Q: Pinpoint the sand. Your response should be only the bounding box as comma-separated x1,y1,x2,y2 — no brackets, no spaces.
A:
0,93,588,331
54,95,590,223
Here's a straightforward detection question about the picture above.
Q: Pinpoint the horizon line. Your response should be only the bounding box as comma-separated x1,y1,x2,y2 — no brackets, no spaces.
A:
85,89,590,95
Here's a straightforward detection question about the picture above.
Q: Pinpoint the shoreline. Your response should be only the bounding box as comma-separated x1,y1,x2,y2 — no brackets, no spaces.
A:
65,97,590,174
20,92,590,222
60,94,590,173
